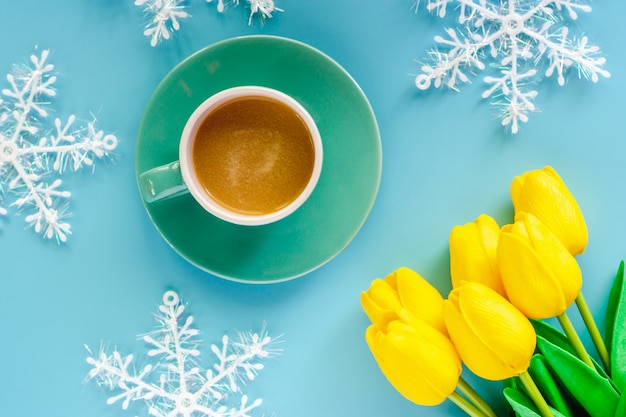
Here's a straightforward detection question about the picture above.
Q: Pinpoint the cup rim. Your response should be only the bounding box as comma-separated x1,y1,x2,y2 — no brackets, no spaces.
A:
179,85,323,226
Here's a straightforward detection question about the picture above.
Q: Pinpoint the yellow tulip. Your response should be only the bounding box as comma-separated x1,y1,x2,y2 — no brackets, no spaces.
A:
443,282,536,381
510,166,588,256
365,312,461,406
449,214,505,297
498,212,582,319
360,267,446,334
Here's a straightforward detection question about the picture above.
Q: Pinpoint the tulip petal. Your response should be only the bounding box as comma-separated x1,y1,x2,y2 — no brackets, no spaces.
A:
360,278,401,324
393,267,447,334
365,320,460,406
510,172,526,206
535,167,588,255
510,166,588,256
476,214,504,290
449,215,505,296
498,230,568,319
387,320,461,395
522,213,582,308
369,278,402,310
456,284,536,375
449,223,483,287
444,297,515,380
360,292,384,324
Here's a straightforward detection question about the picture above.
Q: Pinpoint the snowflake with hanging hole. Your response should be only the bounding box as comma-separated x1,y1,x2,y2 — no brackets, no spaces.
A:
85,290,281,417
413,0,610,133
0,49,118,243
135,0,283,47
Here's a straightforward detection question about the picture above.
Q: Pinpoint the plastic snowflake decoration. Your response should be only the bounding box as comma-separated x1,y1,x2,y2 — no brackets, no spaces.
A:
135,0,283,47
413,0,610,133
0,50,118,242
135,0,189,46
85,290,280,417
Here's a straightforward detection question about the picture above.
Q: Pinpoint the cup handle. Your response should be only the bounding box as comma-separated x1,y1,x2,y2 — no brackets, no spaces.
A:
139,161,190,203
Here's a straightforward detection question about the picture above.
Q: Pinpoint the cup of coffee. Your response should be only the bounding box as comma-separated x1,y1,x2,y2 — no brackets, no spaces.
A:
139,86,323,226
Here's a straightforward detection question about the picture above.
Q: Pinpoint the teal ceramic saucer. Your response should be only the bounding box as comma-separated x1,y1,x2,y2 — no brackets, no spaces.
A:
135,35,381,283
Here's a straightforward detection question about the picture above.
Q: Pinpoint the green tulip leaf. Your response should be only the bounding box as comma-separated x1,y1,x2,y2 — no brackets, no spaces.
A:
537,336,619,417
531,319,577,357
606,260,626,393
534,320,613,384
503,387,567,417
605,260,624,351
503,378,525,417
528,354,576,417
616,392,626,417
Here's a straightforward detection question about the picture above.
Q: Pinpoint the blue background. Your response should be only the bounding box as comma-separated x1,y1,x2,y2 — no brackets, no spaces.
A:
1,1,625,416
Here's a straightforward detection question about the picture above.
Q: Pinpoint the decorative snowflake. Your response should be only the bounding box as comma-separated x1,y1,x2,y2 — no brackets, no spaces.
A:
0,50,118,242
413,0,610,133
85,290,281,417
135,0,284,47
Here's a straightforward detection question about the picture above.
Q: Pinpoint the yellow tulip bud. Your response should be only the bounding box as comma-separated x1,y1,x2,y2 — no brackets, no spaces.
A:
443,282,536,381
498,212,582,319
360,267,446,335
365,313,461,406
449,214,505,297
510,166,588,256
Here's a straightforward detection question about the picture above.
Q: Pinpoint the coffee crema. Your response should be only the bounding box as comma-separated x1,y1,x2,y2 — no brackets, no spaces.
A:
192,95,316,216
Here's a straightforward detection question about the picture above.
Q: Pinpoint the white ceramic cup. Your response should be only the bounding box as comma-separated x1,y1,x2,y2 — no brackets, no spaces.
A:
139,86,323,226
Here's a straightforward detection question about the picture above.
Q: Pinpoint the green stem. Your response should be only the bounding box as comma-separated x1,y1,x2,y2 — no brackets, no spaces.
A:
457,377,498,417
518,370,554,417
575,292,610,371
448,391,489,417
557,311,595,368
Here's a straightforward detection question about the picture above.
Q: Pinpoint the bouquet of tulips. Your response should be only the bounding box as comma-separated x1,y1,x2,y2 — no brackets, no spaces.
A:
360,167,626,417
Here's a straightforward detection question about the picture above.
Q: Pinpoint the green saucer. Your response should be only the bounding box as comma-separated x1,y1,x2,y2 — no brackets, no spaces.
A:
135,35,382,283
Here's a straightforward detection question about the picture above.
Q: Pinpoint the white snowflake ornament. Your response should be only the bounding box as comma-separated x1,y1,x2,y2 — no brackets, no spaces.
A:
243,0,283,25
136,0,283,47
413,0,610,133
135,0,190,47
85,290,280,417
0,50,118,242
